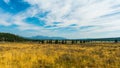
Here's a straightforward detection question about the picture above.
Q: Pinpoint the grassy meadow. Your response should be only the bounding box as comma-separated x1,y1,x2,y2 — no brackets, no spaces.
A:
0,42,120,68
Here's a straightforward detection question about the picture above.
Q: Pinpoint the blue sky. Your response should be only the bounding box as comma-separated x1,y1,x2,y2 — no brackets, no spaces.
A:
0,0,120,39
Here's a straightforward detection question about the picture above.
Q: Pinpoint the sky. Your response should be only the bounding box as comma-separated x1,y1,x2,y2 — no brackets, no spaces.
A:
0,0,120,39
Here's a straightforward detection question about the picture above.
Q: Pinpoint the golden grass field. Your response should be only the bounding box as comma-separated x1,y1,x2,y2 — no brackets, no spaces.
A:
0,42,120,68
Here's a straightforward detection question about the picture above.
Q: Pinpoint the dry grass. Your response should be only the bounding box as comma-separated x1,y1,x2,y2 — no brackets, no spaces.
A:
0,42,120,68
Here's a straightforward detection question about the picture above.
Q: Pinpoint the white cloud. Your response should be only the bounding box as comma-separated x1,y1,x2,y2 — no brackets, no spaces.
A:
4,0,10,4
0,9,12,26
0,8,42,31
23,0,120,27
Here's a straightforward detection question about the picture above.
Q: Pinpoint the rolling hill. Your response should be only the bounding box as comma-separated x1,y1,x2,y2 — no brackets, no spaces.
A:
0,32,27,42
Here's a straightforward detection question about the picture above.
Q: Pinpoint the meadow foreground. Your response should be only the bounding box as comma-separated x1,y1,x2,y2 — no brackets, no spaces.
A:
0,43,120,68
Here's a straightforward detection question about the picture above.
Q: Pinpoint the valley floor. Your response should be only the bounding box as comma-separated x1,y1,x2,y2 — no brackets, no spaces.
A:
0,42,120,68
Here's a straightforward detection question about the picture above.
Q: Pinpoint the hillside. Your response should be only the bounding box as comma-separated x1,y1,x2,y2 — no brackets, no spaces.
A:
0,33,27,42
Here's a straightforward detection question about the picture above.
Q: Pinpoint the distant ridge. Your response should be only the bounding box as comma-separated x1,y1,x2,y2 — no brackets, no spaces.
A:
29,35,66,40
0,32,120,42
0,32,66,41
